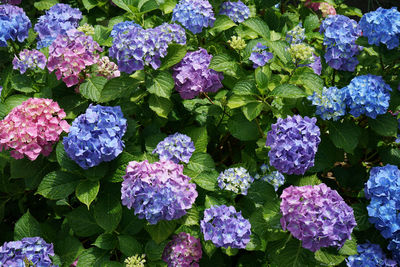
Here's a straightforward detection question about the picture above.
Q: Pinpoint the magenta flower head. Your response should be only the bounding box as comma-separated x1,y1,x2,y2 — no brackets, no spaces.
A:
13,49,47,74
121,160,198,224
162,232,202,267
47,29,102,87
173,48,223,99
0,98,70,160
280,184,356,252
153,132,195,163
200,205,251,249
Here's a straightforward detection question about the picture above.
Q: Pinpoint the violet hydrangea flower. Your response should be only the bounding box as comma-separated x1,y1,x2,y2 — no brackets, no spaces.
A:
0,4,31,47
346,243,397,267
172,0,215,34
249,43,273,68
63,104,127,169
280,184,356,252
110,21,141,38
152,133,195,164
121,160,198,224
12,49,47,74
0,0,21,4
173,48,223,99
308,86,346,121
0,237,56,266
219,1,250,24
266,115,321,175
162,232,202,267
201,205,251,249
217,167,254,195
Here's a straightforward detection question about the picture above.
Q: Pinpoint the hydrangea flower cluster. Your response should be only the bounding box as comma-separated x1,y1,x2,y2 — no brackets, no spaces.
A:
0,98,69,160
280,184,356,252
342,74,391,119
388,234,400,263
162,232,202,267
288,43,315,63
63,104,127,169
0,0,21,4
360,7,400,50
110,21,141,38
286,24,305,44
0,237,56,266
124,254,146,267
228,36,246,50
308,54,322,75
47,29,102,87
0,4,31,47
320,15,361,71
254,164,285,191
217,167,254,195
173,48,223,99
346,243,397,267
305,0,336,17
109,23,186,74
249,43,273,68
200,205,251,249
219,1,250,23
308,86,346,121
121,160,197,224
266,115,321,175
12,49,47,74
96,56,120,79
77,23,95,36
172,0,215,34
153,133,195,164
34,3,82,48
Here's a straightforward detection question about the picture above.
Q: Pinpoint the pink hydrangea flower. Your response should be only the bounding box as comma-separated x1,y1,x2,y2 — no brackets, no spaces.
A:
0,98,70,160
305,0,336,17
97,56,120,79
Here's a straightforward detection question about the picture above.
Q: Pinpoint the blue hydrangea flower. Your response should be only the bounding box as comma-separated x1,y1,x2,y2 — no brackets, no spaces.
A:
12,49,47,74
254,164,285,191
343,74,391,119
34,3,82,49
249,42,273,68
219,1,250,23
360,7,400,50
110,21,141,38
308,86,346,121
0,4,31,47
388,233,400,263
286,23,306,44
172,0,215,34
152,132,195,164
63,104,127,169
218,167,254,195
346,243,397,267
0,237,56,266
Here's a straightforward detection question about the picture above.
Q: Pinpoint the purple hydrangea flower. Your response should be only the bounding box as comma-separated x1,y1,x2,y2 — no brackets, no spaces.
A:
34,3,82,49
110,21,141,38
0,0,21,4
0,4,31,47
172,0,215,34
153,133,195,164
360,7,400,50
217,167,254,195
280,184,356,252
254,164,285,191
12,49,47,74
249,42,273,68
201,205,251,249
343,74,391,119
346,242,397,267
219,1,250,23
63,104,127,169
173,48,223,99
308,54,322,75
0,237,56,266
308,86,346,121
266,115,321,175
320,15,362,71
109,23,186,74
162,232,202,267
121,160,198,224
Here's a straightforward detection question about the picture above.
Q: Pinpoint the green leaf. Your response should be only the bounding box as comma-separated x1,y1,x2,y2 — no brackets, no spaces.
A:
270,84,307,98
14,211,42,240
228,95,256,109
243,18,270,40
34,0,58,10
111,0,139,14
228,113,259,141
94,25,112,47
186,170,218,191
290,68,323,95
138,0,159,12
315,248,346,266
160,44,187,70
247,180,277,205
186,152,215,173
159,0,176,14
118,235,143,256
352,203,372,231
66,206,103,237
339,237,357,256
328,120,361,153
177,205,199,226
149,95,172,118
4,94,30,114
210,15,237,34
76,247,109,267
55,234,85,267
11,74,35,93
209,54,238,76
94,233,118,250
76,180,100,209
145,220,176,244
94,190,123,232
37,171,81,200
184,127,208,153
79,77,108,102
145,240,168,261
304,14,320,33
242,102,264,121
369,113,398,137
146,71,175,98
233,80,258,95
56,142,81,173
268,40,291,64
82,0,98,10
100,77,139,103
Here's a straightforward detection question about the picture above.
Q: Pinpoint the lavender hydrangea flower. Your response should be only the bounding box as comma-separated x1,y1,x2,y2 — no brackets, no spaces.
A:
173,48,223,99
280,184,356,252
63,104,127,169
266,115,321,175
153,133,195,164
110,21,141,38
162,232,202,267
254,164,285,191
200,205,251,249
360,7,400,50
249,43,273,68
218,167,254,195
343,74,391,119
12,49,47,74
34,3,82,49
109,23,186,74
0,237,56,266
219,1,250,23
172,0,215,34
121,160,198,224
0,4,31,47
308,54,322,75
308,86,346,121
346,243,397,267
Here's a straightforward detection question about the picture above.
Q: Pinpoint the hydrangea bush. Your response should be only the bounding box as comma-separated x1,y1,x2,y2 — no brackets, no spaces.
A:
1,0,400,266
